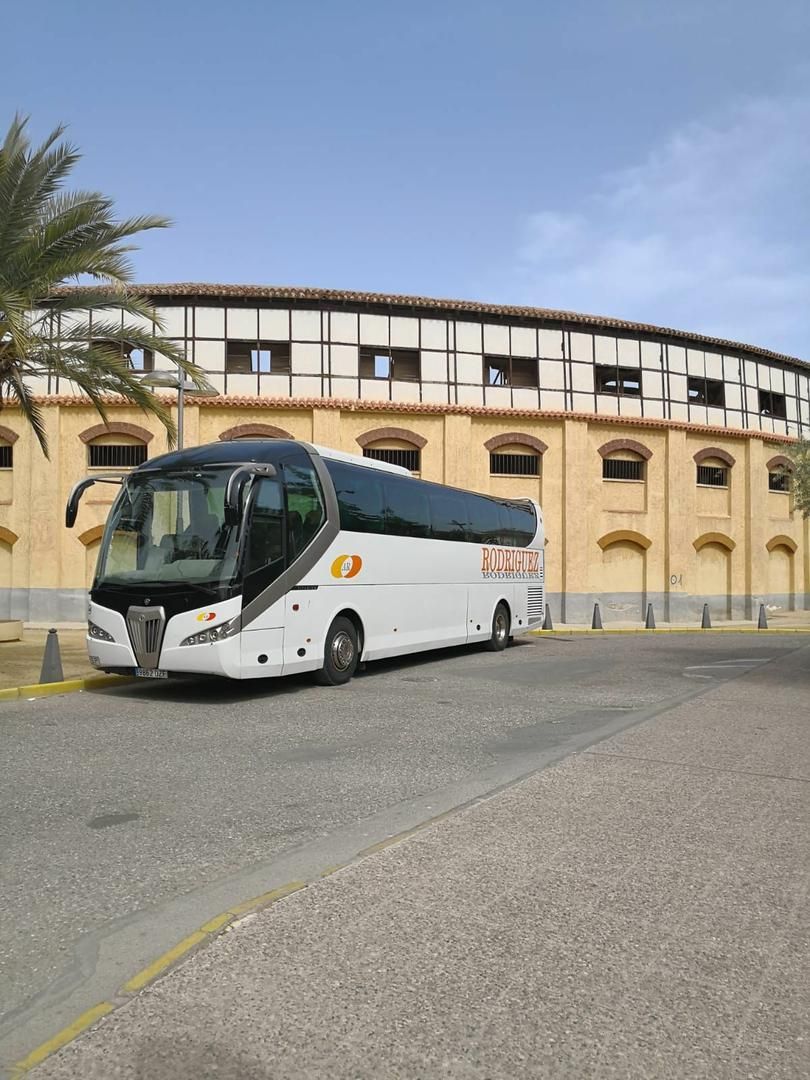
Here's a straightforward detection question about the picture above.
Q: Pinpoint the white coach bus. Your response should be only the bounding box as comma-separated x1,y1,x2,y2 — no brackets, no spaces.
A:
66,440,544,685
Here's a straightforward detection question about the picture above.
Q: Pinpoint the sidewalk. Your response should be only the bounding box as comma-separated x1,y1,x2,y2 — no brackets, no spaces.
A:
0,629,94,691
31,641,810,1079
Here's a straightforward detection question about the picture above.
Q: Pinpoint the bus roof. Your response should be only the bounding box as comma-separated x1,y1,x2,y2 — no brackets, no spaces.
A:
133,439,410,476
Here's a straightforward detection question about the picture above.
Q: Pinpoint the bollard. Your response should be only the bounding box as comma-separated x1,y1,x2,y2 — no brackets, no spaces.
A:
591,602,603,630
39,628,64,684
701,603,711,630
542,606,553,630
757,603,768,630
645,603,656,629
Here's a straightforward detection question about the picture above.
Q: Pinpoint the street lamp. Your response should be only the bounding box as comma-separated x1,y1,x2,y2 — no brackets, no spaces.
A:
139,372,219,450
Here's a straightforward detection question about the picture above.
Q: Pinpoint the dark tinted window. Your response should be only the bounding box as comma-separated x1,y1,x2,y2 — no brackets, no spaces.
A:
688,376,725,407
466,493,502,544
245,478,285,576
385,477,432,538
759,390,787,419
429,489,469,541
596,365,641,396
325,460,385,534
284,462,325,558
509,503,537,546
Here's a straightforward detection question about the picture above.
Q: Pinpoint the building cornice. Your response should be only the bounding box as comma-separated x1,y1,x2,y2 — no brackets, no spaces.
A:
31,394,799,444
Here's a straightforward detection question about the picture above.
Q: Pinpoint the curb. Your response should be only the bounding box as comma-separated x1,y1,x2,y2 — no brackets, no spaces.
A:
0,673,126,703
7,797,501,1075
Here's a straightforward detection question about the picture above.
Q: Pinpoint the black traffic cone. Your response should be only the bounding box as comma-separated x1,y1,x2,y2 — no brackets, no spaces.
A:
542,606,553,630
645,603,656,629
39,628,64,684
701,603,711,629
757,603,768,629
591,602,603,630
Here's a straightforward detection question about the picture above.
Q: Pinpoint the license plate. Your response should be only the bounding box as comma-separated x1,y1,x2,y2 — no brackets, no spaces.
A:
134,668,168,679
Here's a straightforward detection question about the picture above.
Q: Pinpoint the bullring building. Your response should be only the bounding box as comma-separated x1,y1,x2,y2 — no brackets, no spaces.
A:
0,284,807,624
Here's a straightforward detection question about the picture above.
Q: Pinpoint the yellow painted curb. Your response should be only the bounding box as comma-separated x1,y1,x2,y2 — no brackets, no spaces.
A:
9,1002,114,1076
122,930,209,994
0,672,127,702
226,880,306,918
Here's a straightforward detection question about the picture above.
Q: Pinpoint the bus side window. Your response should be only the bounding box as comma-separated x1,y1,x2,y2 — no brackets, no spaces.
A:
510,504,537,547
284,463,326,557
466,494,501,544
429,489,468,541
327,461,385,534
244,478,285,577
384,477,432,539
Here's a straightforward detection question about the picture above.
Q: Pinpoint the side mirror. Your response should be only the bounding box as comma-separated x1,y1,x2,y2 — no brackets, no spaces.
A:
65,475,124,528
224,464,276,526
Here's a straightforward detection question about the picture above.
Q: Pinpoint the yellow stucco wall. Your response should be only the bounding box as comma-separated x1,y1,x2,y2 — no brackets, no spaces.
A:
0,401,807,623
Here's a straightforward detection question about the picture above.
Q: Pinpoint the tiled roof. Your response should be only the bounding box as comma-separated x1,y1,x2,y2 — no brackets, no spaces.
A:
48,282,809,370
35,393,797,444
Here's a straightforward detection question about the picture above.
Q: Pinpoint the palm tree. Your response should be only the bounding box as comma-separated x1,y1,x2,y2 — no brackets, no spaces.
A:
0,115,208,456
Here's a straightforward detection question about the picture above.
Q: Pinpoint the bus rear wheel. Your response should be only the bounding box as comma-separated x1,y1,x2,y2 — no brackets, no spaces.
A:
314,616,359,686
485,602,510,652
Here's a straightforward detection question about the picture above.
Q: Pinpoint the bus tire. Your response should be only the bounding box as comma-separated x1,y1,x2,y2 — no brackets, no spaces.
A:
314,616,359,686
485,602,510,652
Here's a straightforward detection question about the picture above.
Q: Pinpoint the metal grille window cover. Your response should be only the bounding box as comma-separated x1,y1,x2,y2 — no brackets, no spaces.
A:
697,465,728,487
89,444,147,468
769,471,791,492
363,447,420,472
602,458,645,481
0,445,12,469
490,452,539,476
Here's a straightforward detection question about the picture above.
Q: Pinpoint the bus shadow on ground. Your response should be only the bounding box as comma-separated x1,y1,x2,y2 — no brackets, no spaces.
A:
85,638,538,706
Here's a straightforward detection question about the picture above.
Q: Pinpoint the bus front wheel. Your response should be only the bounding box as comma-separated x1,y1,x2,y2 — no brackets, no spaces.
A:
314,616,359,686
485,602,510,652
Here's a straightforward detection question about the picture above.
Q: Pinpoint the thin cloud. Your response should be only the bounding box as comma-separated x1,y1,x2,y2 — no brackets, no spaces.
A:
513,92,810,358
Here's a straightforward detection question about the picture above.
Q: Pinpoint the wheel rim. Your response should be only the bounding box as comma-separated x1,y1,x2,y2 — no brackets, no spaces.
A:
494,612,508,644
331,630,355,671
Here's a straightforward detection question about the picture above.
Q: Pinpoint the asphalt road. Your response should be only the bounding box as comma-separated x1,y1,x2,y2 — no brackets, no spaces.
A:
1,632,805,1068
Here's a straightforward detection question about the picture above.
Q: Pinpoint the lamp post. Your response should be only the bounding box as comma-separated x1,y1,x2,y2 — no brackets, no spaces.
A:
139,372,219,449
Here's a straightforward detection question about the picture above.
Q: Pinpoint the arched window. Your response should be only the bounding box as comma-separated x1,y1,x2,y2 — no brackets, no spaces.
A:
0,425,17,470
599,439,651,482
79,423,152,469
356,427,426,474
766,455,793,493
694,447,735,489
219,424,294,441
485,433,547,476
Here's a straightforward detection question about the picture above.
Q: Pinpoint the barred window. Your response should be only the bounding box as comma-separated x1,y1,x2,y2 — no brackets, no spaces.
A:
363,447,420,472
88,444,147,468
0,444,12,469
697,464,728,487
768,470,791,492
602,458,645,481
490,452,539,476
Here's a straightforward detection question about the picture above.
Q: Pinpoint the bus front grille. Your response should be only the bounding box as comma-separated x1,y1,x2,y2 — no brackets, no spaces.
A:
126,606,166,669
527,587,544,620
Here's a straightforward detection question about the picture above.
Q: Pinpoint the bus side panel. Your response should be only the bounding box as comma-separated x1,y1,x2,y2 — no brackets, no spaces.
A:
359,582,469,661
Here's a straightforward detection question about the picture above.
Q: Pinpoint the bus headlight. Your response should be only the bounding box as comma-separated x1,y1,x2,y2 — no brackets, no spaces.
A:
180,623,235,647
88,621,114,642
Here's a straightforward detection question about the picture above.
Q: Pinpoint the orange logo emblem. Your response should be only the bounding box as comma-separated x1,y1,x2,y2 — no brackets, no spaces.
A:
196,612,217,622
330,554,363,579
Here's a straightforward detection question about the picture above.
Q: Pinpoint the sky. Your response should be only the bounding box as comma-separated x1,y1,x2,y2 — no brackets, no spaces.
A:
4,0,810,358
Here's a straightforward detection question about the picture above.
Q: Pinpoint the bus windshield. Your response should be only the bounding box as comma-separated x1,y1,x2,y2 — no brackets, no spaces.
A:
95,468,243,590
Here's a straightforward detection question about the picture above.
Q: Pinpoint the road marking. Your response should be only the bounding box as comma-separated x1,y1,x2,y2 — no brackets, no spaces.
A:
121,931,209,994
